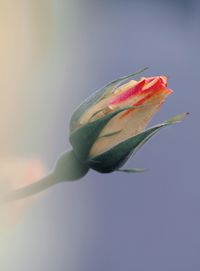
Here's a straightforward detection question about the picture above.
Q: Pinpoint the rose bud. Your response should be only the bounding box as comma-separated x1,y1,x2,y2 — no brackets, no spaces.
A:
2,69,187,203
70,69,188,173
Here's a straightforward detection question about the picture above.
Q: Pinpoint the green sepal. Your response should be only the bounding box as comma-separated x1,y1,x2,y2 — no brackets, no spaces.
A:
88,112,188,173
69,106,137,162
70,67,148,132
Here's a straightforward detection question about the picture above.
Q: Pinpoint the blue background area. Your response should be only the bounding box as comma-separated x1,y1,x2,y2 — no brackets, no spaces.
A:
1,0,199,270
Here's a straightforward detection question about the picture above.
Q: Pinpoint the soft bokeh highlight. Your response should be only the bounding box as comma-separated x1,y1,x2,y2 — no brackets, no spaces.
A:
0,157,46,231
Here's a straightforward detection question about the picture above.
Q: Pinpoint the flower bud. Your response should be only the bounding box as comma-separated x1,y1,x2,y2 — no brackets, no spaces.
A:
1,70,187,204
69,69,187,173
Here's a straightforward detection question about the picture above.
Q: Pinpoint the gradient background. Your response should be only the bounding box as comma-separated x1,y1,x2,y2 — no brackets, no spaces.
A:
0,0,199,270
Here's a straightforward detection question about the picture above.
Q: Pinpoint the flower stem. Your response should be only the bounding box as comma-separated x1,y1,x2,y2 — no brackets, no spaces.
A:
2,172,57,203
1,150,89,203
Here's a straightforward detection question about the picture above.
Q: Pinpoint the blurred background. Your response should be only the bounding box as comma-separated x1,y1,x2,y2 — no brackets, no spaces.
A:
0,0,199,270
